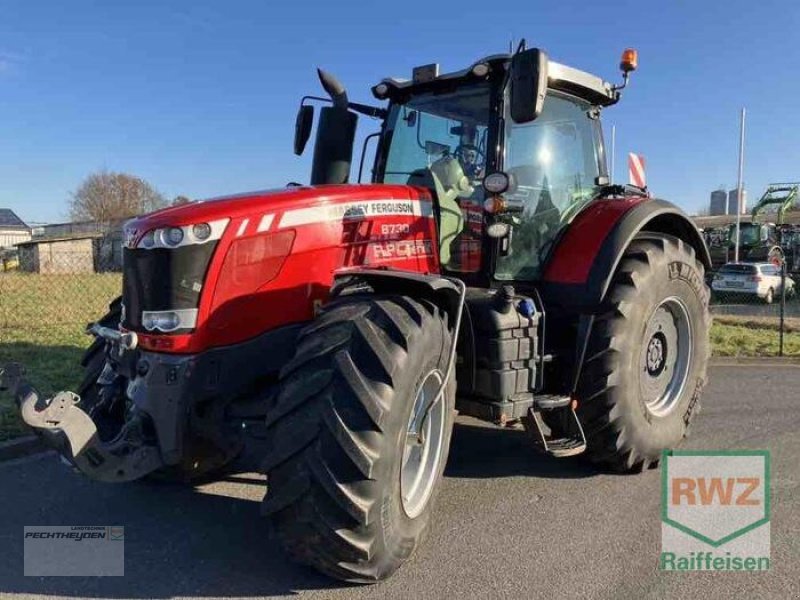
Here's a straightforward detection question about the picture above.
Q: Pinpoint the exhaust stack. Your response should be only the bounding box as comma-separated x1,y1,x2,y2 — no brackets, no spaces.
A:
310,69,357,186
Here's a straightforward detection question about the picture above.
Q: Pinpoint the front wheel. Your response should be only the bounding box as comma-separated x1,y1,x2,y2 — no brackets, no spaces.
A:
262,295,455,582
577,233,711,472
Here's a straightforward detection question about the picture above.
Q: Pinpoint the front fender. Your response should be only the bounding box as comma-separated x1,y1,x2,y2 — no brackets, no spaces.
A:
331,267,464,330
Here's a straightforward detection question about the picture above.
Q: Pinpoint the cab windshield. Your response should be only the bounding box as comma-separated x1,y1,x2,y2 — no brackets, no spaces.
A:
380,83,491,185
495,91,605,281
379,82,491,274
733,224,761,245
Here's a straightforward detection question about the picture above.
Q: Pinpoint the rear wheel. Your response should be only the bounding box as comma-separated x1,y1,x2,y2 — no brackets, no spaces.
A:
262,295,455,582
577,233,711,472
764,287,774,304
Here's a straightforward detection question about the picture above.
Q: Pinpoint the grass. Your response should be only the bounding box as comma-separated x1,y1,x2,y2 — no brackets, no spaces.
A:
1,273,798,441
710,317,800,357
0,272,121,441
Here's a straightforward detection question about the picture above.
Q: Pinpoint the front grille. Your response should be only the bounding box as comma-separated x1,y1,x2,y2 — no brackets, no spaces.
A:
122,243,218,331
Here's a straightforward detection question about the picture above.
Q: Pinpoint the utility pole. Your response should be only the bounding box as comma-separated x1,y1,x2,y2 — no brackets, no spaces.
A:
734,108,746,263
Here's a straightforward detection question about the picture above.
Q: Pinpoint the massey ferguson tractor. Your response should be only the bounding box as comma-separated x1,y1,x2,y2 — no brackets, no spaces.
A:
2,44,711,582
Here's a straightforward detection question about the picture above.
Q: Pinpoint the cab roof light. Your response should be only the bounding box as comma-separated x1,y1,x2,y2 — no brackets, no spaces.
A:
620,48,638,73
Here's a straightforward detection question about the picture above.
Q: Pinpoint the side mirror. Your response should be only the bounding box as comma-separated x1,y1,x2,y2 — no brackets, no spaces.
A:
509,48,548,124
294,105,314,156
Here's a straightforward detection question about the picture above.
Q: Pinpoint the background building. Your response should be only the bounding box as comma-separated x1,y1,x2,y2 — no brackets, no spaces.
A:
17,234,101,274
728,188,747,215
0,209,32,248
709,189,728,215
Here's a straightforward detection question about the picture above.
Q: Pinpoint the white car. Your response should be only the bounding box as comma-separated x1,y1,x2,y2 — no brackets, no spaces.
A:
711,262,795,304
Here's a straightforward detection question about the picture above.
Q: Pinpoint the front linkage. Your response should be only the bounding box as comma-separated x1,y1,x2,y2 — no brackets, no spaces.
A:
1,362,163,482
0,323,165,482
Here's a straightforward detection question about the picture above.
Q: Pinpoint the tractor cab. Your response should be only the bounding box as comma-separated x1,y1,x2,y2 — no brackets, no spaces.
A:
733,222,773,247
295,44,633,286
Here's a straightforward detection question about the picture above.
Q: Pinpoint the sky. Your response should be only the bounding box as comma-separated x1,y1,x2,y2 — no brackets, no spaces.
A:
1,0,798,224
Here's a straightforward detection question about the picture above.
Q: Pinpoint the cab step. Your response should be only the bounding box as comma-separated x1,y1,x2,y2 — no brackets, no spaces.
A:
527,396,587,458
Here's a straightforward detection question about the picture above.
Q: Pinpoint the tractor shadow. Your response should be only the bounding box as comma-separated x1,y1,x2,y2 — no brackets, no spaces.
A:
445,418,599,480
0,399,597,600
0,450,349,598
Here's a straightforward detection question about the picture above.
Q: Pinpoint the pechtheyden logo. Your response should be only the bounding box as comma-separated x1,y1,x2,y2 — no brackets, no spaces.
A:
24,526,124,576
661,450,770,571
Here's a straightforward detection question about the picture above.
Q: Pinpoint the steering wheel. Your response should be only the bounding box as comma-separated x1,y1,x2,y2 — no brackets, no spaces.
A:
453,143,485,166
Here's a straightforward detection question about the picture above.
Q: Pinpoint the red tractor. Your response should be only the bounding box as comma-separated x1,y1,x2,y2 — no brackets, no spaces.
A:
3,44,711,582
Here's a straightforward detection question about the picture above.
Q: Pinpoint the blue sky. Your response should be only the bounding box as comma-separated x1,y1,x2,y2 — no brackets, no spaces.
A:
1,0,798,224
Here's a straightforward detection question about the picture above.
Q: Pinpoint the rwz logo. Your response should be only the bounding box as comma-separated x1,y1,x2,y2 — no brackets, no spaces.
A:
660,450,770,571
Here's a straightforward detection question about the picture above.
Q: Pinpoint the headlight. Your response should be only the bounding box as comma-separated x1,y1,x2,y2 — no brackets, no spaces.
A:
192,223,212,241
486,222,510,238
373,82,390,99
471,62,490,78
135,219,229,249
165,227,185,246
140,230,156,249
483,172,510,194
141,309,198,332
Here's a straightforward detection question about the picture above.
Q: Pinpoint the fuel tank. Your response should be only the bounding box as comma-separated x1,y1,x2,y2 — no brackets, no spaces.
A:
122,184,440,353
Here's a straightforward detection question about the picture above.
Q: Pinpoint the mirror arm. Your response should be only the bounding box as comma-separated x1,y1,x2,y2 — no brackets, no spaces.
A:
302,96,386,119
348,102,388,119
301,95,331,107
358,132,381,183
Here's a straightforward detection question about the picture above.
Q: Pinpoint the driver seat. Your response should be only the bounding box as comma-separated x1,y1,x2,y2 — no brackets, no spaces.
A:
408,157,471,265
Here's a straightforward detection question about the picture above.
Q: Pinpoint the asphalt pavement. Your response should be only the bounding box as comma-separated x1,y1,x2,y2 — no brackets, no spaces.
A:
1,364,798,599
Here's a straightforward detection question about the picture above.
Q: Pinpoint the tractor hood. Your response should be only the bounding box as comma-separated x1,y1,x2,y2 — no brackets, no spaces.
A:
120,183,439,354
124,184,431,245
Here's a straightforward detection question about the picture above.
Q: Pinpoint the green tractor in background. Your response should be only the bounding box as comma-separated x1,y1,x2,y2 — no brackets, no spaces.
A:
708,183,800,270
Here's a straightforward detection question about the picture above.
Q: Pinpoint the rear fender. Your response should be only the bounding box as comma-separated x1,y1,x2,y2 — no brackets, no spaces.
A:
540,198,710,395
541,198,710,311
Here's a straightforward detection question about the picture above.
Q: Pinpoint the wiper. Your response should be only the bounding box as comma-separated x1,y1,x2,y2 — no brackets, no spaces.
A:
595,183,649,199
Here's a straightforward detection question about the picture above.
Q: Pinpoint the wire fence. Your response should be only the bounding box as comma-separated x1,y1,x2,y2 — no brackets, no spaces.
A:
0,253,122,439
709,262,800,357
1,247,799,430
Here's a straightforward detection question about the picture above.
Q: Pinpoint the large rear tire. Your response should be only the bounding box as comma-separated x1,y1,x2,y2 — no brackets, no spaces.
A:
577,233,711,472
262,295,455,582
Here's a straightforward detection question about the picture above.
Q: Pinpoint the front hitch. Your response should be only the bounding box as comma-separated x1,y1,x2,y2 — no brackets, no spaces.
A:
0,363,163,482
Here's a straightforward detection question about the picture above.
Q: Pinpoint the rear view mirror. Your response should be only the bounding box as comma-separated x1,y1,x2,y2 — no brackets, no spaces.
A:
294,105,314,156
510,48,549,124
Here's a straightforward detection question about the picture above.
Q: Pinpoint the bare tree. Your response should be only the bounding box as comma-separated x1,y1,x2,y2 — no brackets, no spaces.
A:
69,170,166,223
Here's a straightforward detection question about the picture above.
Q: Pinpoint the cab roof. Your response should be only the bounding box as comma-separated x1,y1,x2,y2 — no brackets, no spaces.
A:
374,52,619,107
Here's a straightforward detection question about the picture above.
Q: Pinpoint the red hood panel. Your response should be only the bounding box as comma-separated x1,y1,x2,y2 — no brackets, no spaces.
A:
124,183,440,353
126,184,429,236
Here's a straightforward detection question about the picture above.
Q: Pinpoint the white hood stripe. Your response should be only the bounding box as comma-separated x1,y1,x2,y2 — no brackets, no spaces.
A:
279,199,434,229
257,214,274,232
